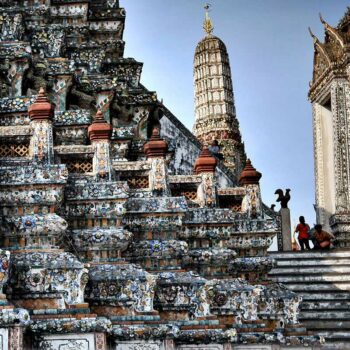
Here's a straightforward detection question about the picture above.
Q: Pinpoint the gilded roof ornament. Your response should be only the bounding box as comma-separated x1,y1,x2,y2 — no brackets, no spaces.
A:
308,27,318,44
203,3,214,35
319,13,345,48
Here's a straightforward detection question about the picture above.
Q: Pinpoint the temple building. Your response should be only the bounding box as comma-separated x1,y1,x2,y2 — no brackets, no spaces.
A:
0,0,333,349
266,9,350,350
309,9,350,244
193,6,246,180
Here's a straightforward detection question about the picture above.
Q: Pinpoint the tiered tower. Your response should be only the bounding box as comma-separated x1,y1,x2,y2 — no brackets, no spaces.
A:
309,11,350,245
193,6,246,180
0,0,320,349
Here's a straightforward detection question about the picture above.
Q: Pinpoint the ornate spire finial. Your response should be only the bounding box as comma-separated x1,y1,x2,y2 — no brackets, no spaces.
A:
308,27,318,44
144,127,168,159
94,110,105,123
88,110,112,141
28,87,54,121
194,146,217,174
319,12,326,25
203,3,214,35
239,159,262,185
38,87,45,96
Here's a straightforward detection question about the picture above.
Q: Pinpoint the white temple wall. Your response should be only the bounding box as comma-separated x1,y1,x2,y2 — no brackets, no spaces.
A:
177,345,224,350
0,328,8,350
37,333,97,350
115,341,165,350
160,113,235,188
313,100,336,230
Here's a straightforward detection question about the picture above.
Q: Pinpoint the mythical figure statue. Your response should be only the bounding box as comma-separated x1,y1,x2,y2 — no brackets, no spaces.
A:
23,63,52,95
147,103,163,138
67,71,96,110
274,188,291,209
0,58,11,97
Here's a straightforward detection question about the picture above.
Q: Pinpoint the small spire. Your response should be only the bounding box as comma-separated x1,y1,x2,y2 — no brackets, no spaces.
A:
35,87,50,103
194,146,217,174
203,3,214,35
38,87,45,96
239,159,262,185
144,127,168,159
150,127,161,140
28,86,54,121
308,27,318,44
88,110,112,141
319,13,326,25
94,110,105,123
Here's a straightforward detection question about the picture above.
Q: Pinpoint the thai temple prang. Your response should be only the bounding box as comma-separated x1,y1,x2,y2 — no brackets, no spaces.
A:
0,0,333,349
309,9,350,245
193,5,246,180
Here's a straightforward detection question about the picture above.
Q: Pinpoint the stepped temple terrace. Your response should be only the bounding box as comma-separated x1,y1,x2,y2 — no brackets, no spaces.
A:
0,1,349,349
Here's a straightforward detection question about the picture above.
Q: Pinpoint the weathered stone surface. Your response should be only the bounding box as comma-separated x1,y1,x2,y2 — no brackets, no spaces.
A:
0,0,324,349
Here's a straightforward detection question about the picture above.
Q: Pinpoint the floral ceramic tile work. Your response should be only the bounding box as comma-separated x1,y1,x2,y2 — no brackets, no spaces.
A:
0,1,322,349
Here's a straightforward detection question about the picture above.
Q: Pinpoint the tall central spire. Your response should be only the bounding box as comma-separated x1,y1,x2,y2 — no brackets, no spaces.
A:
193,6,246,181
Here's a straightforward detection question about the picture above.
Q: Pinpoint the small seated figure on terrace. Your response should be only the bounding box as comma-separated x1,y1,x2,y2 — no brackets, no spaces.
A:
208,140,224,160
312,224,335,250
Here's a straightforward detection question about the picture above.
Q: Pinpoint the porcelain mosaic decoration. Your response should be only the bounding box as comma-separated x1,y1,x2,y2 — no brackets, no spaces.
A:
0,0,325,349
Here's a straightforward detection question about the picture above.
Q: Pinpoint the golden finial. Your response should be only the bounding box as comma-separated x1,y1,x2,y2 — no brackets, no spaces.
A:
203,3,214,35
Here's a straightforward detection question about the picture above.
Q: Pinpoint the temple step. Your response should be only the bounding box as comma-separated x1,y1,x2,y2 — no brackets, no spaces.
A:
300,311,350,320
302,301,350,310
269,250,350,347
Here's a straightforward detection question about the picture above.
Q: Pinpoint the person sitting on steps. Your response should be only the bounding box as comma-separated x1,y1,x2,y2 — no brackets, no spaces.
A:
313,224,335,250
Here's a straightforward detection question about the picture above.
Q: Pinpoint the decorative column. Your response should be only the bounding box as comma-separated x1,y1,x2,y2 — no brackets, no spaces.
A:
194,147,217,207
88,110,113,180
8,58,29,97
144,127,170,196
96,90,114,122
28,87,55,164
274,189,292,251
329,79,350,247
239,159,262,218
52,74,72,112
8,325,24,350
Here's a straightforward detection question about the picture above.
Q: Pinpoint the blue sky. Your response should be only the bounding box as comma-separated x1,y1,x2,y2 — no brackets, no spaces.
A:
122,1,348,235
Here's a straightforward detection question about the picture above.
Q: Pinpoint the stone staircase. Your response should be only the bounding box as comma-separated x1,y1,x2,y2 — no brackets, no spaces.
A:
269,250,350,349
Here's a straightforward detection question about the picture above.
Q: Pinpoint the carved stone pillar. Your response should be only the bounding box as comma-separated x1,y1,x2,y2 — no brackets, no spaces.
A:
144,127,170,196
329,79,350,246
312,101,332,230
331,79,350,213
28,87,55,163
239,159,262,218
88,110,113,180
311,79,350,244
280,208,292,251
95,332,107,350
9,325,24,350
194,147,217,207
164,339,175,350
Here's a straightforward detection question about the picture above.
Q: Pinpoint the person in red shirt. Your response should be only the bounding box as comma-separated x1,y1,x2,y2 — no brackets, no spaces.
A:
295,216,311,250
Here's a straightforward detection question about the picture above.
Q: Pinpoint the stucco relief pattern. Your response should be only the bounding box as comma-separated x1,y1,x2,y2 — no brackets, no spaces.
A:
0,0,322,349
